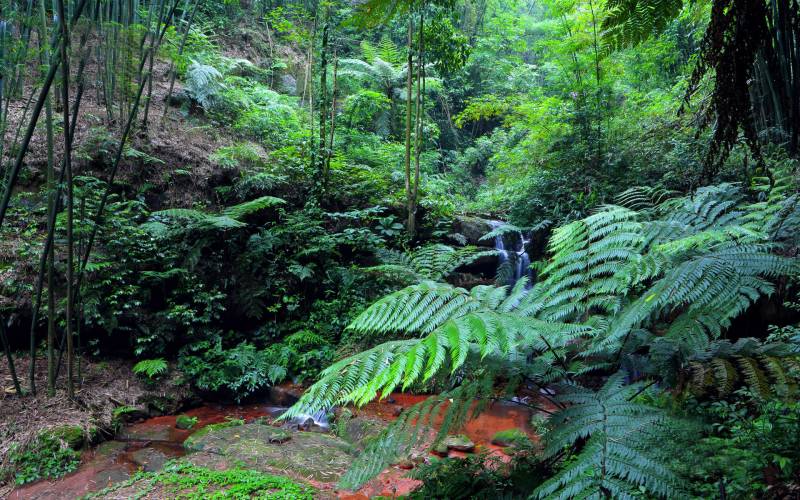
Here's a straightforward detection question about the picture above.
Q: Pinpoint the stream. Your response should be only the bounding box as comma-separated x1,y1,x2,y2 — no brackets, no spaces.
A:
9,389,540,499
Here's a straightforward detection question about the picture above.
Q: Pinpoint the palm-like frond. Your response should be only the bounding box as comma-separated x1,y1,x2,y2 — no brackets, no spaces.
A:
534,373,682,499
602,0,684,50
368,244,497,283
285,181,798,492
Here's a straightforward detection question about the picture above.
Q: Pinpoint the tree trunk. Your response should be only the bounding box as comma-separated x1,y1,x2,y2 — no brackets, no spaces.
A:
404,17,414,238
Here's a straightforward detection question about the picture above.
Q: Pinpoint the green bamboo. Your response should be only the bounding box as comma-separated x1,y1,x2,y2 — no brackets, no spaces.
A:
0,0,89,233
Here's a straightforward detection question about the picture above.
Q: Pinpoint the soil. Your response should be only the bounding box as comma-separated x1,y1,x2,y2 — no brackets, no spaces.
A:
0,354,196,497
3,383,551,499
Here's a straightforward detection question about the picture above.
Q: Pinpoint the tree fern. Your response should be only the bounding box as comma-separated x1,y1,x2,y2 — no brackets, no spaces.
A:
133,358,168,379
368,244,497,283
533,373,683,499
602,0,685,50
682,338,800,397
284,182,798,492
185,60,224,110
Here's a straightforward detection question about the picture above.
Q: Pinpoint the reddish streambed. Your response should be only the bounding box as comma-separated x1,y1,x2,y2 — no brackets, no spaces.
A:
10,391,541,499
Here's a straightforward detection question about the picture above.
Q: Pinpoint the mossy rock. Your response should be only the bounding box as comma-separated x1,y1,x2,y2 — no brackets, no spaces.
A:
47,425,85,450
176,415,198,430
184,422,355,483
338,415,388,449
442,434,475,452
491,428,531,448
184,418,245,450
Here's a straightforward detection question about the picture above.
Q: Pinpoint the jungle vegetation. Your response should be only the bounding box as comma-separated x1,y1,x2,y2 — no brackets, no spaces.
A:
1,0,799,496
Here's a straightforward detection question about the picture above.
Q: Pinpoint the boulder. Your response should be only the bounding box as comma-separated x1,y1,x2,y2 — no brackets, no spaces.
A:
490,428,531,448
131,447,170,472
452,216,497,247
337,414,388,449
267,385,303,406
48,425,85,449
184,422,356,483
442,434,475,452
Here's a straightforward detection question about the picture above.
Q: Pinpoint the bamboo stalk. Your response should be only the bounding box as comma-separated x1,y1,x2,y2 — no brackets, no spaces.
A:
0,0,89,233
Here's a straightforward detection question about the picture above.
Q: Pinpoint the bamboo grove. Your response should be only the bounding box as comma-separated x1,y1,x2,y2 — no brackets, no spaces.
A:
0,0,198,397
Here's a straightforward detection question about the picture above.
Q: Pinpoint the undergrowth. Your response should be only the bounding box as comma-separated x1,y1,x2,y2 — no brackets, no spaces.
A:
85,460,314,499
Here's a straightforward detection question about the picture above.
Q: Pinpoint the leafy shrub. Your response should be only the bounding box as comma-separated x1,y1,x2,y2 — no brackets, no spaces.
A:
185,60,225,110
409,452,547,499
233,98,302,148
179,339,287,402
675,394,800,498
343,90,392,135
6,433,80,485
175,415,199,430
133,358,168,379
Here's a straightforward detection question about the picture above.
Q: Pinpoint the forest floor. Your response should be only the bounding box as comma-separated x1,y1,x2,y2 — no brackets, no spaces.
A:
0,355,183,496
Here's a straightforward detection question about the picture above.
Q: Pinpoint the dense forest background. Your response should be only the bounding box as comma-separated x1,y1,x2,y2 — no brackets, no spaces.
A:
1,0,799,497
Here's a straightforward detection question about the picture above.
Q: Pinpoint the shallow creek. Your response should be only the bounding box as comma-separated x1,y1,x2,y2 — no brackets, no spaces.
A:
10,391,538,499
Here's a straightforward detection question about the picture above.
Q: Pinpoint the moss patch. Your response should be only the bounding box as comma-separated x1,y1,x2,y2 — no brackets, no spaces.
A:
85,459,314,499
47,425,85,450
176,415,199,430
184,422,355,482
491,428,531,448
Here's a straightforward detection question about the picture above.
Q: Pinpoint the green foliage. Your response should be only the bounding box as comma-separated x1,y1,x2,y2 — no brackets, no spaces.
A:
368,244,498,282
176,415,199,430
6,433,80,485
179,339,288,401
671,393,800,498
602,0,685,49
681,339,800,398
286,180,799,490
133,358,169,379
86,460,314,499
408,452,546,499
534,373,682,499
185,60,225,110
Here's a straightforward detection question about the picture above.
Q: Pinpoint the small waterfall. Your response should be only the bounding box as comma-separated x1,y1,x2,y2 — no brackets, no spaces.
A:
489,221,532,286
286,408,330,430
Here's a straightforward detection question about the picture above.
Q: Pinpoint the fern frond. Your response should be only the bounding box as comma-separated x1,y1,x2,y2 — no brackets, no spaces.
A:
534,373,682,499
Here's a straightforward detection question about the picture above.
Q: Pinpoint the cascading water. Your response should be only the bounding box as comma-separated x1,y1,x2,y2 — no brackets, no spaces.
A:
489,220,532,286
286,407,330,430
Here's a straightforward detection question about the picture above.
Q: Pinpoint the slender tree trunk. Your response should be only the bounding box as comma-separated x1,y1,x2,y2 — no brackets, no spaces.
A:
0,0,89,233
317,17,329,198
412,9,425,241
1,319,22,395
33,0,57,396
56,0,75,399
404,17,414,238
324,51,338,181
162,0,200,121
141,0,167,129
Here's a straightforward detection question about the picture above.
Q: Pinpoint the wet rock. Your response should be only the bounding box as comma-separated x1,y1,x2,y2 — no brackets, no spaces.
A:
267,385,302,406
184,422,356,483
131,447,170,472
490,428,531,448
431,442,449,456
280,74,297,95
115,406,150,423
453,216,496,247
267,428,292,443
442,434,475,452
337,415,388,449
117,422,174,442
